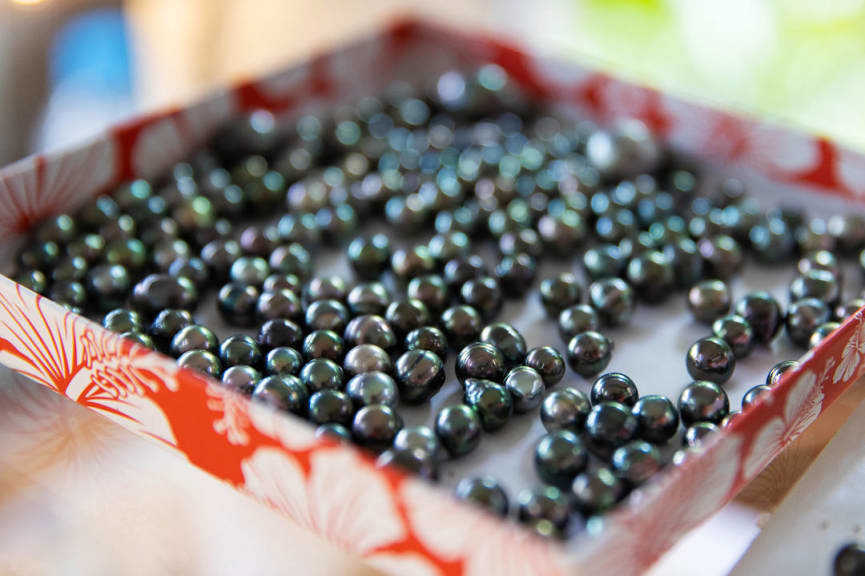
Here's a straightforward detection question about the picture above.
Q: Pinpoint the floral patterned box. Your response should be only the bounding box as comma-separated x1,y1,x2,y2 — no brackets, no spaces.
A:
1,18,865,576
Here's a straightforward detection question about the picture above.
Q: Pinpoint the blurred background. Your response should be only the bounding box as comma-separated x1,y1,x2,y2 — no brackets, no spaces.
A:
1,0,865,167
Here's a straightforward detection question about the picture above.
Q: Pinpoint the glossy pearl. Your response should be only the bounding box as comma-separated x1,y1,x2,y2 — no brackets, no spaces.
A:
567,332,613,378
711,314,754,359
455,476,509,516
688,280,731,324
663,237,704,288
584,401,639,458
347,234,391,279
749,218,794,262
352,404,403,452
459,275,503,320
540,388,591,433
201,239,242,281
345,371,398,408
683,422,719,447
15,270,48,294
435,404,482,457
378,426,441,479
464,378,513,431
798,249,842,279
786,298,830,348
269,243,312,280
537,210,586,256
456,342,506,384
443,255,487,290
611,440,663,486
171,325,218,357
534,430,588,488
385,299,431,338
256,289,302,322
741,384,772,410
686,336,736,384
315,423,352,443
583,244,626,281
219,335,262,369
308,390,354,426
836,298,865,322
405,326,449,358
252,374,308,415
343,314,396,351
539,273,582,317
735,291,783,344
299,358,344,393
558,305,600,343
120,332,156,349
678,381,729,425
221,365,261,395
394,349,445,404
790,269,841,306
265,346,303,376
767,359,799,387
479,322,527,367
631,394,679,444
305,299,350,333
343,344,392,377
391,245,436,282
495,253,537,297
302,276,348,305
440,304,483,350
86,264,131,312
571,467,624,515
257,318,304,352
407,275,449,314
177,350,222,379
217,283,260,327
346,282,389,316
809,321,840,348
503,366,545,413
517,485,570,534
103,308,143,334
625,251,675,304
591,372,638,407
589,277,635,327
524,346,566,387
698,234,743,280
302,330,345,362
832,542,865,576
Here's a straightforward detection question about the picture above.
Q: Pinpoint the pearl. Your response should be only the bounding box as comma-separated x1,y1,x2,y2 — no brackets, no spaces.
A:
217,283,260,327
479,322,527,367
257,318,304,352
767,359,799,387
459,276,503,320
120,332,155,349
443,255,487,290
171,325,218,357
346,282,390,316
584,402,639,458
790,269,841,306
219,335,262,369
749,218,794,262
378,425,441,479
611,440,663,486
464,378,513,431
315,423,352,443
308,390,354,426
686,336,736,384
201,239,242,282
407,275,449,314
741,384,772,410
517,485,570,534
678,381,729,425
440,305,483,350
435,404,482,457
534,430,588,488
264,347,303,376
86,264,131,312
735,291,782,344
177,350,222,379
836,298,865,322
302,276,348,305
305,299,350,333
711,314,754,359
252,374,308,415
103,308,143,334
495,253,537,298
300,358,344,393
688,280,731,324
583,244,626,281
455,476,509,516
625,251,675,304
346,371,398,408
567,331,613,378
456,342,506,384
698,234,743,280
683,422,719,447
591,372,638,407
269,243,312,280
571,467,624,515
799,249,842,279
343,314,396,351
256,289,302,322
833,542,865,576
352,404,403,452
394,349,445,404
663,237,704,288
541,388,591,433
386,299,432,338
786,298,830,348
405,326,449,358
539,273,582,317
504,366,546,413
524,346,566,386
391,245,436,282
558,305,600,343
221,365,261,395
632,394,679,443
589,277,635,327
343,344,392,377
809,321,840,348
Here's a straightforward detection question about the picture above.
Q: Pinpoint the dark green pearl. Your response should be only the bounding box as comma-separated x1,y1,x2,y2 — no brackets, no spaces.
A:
347,234,391,279
571,468,624,515
219,335,262,369
534,430,588,488
308,390,353,426
177,350,222,379
631,394,679,443
345,371,399,408
517,485,570,534
148,309,193,351
302,330,344,362
405,326,448,358
524,346,566,387
119,332,156,350
455,476,509,516
49,281,87,312
567,331,613,378
503,366,545,413
15,270,48,294
541,388,591,433
678,380,729,425
105,238,148,271
217,283,260,327
464,378,512,432
435,404,482,458
394,349,445,404
221,365,261,395
352,404,403,452
230,256,270,288
611,440,663,486
170,324,218,357
52,257,88,283
299,358,344,393
86,264,131,312
252,374,308,415
265,347,303,376
103,308,143,333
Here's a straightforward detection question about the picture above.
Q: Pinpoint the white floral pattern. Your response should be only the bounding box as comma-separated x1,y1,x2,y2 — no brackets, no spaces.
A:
833,313,865,384
206,382,251,446
247,401,318,450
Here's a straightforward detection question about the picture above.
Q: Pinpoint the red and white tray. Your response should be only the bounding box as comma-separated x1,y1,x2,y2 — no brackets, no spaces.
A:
1,18,865,576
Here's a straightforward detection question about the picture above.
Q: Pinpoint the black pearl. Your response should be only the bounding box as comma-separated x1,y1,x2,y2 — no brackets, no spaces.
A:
558,305,600,343
583,244,626,281
391,245,436,282
790,269,841,306
464,378,512,431
407,275,449,314
252,374,308,415
435,404,482,457
315,423,352,443
394,349,445,404
663,237,704,288
584,401,638,458
170,324,218,357
49,280,87,312
786,298,830,348
429,231,471,265
499,228,543,259
632,394,679,443
103,308,143,334
131,274,198,318
265,346,303,376
567,331,613,378
767,359,800,387
678,381,729,425
688,280,731,324
443,255,487,291
352,404,403,452
479,322,527,367
86,264,131,312
221,365,261,395
36,213,77,244
539,273,582,317
302,276,348,305
749,218,794,262
386,299,431,338
303,330,345,362
456,342,506,384
611,440,663,486
151,238,191,272
19,241,59,271
810,321,840,348
346,282,390,316
346,371,398,408
405,326,449,358
537,209,586,257
711,314,754,359
591,372,638,407
201,239,242,282
833,542,865,576
269,243,312,280
517,485,570,535
459,275,502,320
347,234,392,279
698,234,743,280
589,277,635,327
829,214,865,255
721,411,743,429
105,238,148,271
571,468,624,515
177,350,222,379
343,344,392,377
541,388,591,433
686,336,736,384
683,422,719,447
147,309,193,351
304,299,350,333
534,430,588,488
524,346,566,387
586,120,661,179
217,283,260,326
168,257,209,287
15,270,48,294
257,318,304,352
836,298,865,322
455,476,509,516
256,289,302,322
299,358,344,392
440,304,483,350
625,251,675,304
495,253,537,297
120,332,155,349
308,389,353,426
219,335,262,369
52,256,88,283
799,249,842,279
742,384,772,410
343,314,396,351
503,366,546,413
378,426,441,479
735,291,783,344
